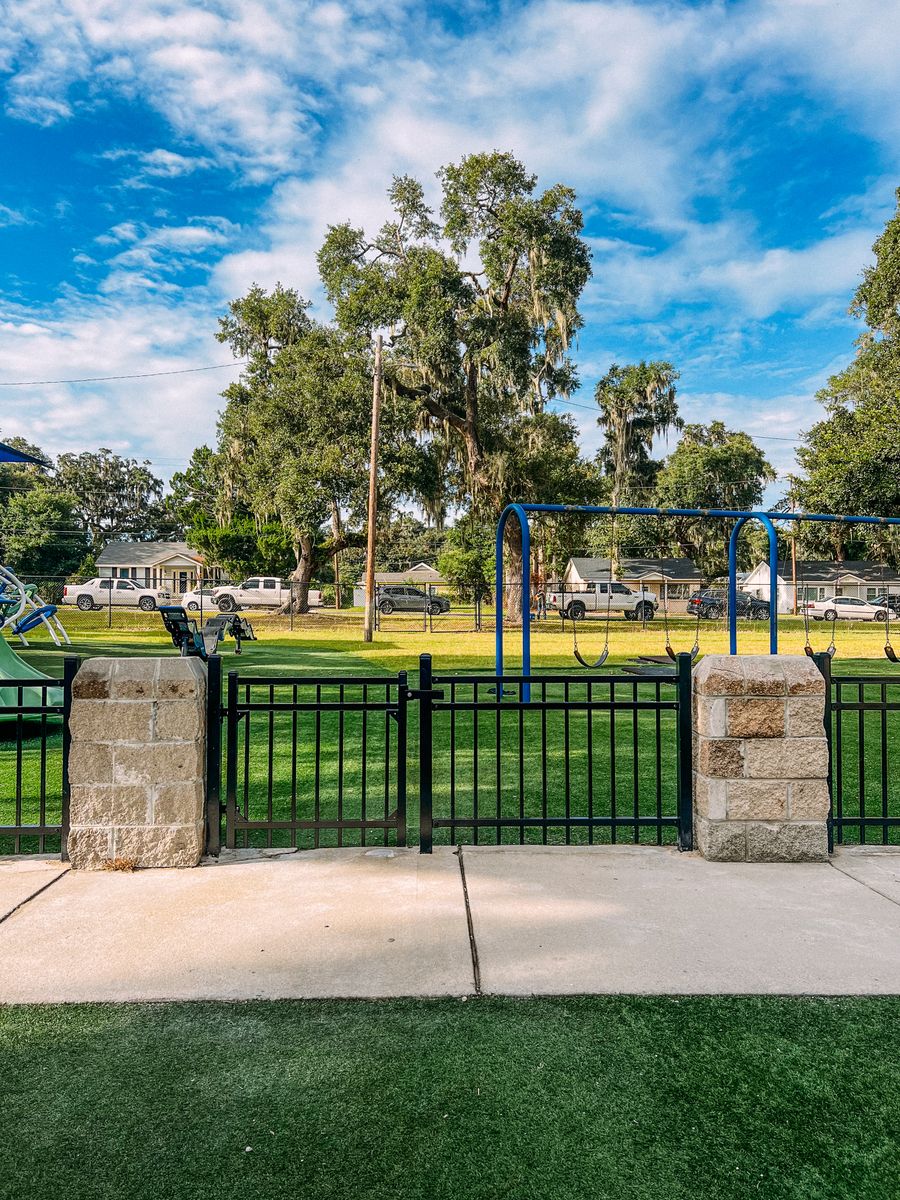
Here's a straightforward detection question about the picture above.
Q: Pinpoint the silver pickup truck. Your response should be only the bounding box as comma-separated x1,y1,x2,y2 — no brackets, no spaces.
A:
548,581,658,621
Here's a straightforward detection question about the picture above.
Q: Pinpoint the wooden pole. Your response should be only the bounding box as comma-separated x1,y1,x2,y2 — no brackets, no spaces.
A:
363,334,383,643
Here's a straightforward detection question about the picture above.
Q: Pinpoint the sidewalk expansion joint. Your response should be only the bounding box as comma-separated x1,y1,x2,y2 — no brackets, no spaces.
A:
0,867,71,928
456,846,482,997
829,858,900,910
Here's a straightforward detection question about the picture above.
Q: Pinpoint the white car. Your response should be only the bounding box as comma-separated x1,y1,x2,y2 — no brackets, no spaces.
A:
804,596,889,622
180,586,219,612
63,577,172,611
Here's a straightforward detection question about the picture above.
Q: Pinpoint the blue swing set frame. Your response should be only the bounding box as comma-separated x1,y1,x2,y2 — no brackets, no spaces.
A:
495,503,900,683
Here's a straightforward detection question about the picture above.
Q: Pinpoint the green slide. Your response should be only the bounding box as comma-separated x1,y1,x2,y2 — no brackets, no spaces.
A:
0,634,63,720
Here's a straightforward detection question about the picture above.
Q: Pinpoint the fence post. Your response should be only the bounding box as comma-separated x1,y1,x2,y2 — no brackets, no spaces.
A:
676,651,693,850
814,651,834,853
396,670,408,847
418,653,434,854
224,670,239,850
60,655,79,862
205,654,222,856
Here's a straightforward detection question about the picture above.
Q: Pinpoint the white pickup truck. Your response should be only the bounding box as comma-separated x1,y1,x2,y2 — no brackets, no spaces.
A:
212,577,321,611
548,581,658,621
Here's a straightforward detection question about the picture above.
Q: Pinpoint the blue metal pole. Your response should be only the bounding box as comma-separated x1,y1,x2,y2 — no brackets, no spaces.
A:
759,512,780,655
520,510,531,702
727,517,746,655
494,509,508,678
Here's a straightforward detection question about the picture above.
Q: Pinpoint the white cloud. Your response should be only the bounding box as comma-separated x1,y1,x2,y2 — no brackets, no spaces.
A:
0,204,30,227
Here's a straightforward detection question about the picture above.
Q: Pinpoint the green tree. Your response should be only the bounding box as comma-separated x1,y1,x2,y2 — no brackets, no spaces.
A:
654,421,775,577
437,522,494,601
793,188,900,560
53,449,163,550
318,151,593,616
593,361,681,567
0,484,88,577
215,286,375,610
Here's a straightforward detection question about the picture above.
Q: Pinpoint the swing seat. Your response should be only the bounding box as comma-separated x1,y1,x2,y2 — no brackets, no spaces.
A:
666,644,699,663
885,644,899,663
573,646,608,669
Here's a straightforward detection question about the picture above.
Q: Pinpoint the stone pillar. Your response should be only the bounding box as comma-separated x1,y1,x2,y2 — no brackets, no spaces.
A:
67,657,207,869
692,655,829,862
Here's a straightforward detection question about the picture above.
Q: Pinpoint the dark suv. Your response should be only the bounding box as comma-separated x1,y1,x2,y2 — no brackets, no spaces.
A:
687,588,770,620
377,585,451,616
870,594,900,616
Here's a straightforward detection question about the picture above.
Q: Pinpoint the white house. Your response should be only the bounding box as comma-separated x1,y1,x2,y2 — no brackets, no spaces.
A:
744,559,900,613
352,562,446,607
562,557,703,613
96,541,220,595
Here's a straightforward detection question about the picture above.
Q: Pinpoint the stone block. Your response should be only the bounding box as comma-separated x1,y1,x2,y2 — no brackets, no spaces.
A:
68,743,113,785
742,658,787,697
156,657,207,700
789,780,831,820
697,736,744,778
694,815,747,862
110,658,159,700
66,826,114,869
726,780,788,821
72,659,111,700
726,697,785,738
696,697,727,738
746,821,828,862
70,784,151,826
744,737,829,780
782,657,826,695
69,700,153,744
113,823,204,869
155,700,203,742
693,773,727,820
113,741,204,786
786,697,827,738
152,781,204,825
694,657,745,696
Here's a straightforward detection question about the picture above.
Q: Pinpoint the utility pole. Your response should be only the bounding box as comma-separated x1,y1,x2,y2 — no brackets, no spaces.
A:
363,334,383,643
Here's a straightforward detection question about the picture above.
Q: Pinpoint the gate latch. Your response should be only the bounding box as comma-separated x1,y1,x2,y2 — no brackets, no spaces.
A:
406,687,445,701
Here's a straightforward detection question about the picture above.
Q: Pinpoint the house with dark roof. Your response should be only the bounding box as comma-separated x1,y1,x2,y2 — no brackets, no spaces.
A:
744,559,900,612
96,541,221,595
562,556,703,613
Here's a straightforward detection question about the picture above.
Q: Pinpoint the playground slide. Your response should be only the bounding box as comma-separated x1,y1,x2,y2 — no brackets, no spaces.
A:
0,633,63,718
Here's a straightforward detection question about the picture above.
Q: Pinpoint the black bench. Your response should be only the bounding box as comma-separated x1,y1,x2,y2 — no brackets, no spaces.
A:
159,606,257,661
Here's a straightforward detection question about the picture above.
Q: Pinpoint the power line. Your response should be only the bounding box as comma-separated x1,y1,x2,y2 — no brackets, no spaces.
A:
0,361,246,387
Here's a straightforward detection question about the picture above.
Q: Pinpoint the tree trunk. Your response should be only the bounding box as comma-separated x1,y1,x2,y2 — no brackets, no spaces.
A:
503,518,524,625
331,500,342,610
281,534,314,613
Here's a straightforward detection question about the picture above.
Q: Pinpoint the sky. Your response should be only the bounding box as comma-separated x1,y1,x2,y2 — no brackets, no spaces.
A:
1,0,898,500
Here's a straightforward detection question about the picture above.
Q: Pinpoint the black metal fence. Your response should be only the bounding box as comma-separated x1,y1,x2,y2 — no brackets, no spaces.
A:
0,658,76,856
818,655,900,847
418,654,693,851
215,664,408,851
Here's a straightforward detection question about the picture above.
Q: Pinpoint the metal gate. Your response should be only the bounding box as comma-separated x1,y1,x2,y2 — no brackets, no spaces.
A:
211,659,409,852
210,654,693,855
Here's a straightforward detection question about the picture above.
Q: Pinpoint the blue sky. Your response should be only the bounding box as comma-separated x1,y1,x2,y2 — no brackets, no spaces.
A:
1,0,899,498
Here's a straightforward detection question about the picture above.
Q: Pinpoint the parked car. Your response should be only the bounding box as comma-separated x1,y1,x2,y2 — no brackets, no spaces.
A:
804,596,889,622
62,577,172,611
687,588,770,620
546,581,657,621
869,594,900,616
180,586,219,612
212,577,321,611
377,585,450,615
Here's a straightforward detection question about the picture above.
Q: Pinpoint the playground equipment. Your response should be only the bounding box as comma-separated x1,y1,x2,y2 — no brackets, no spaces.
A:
159,605,257,660
0,567,70,720
496,503,900,682
0,566,71,648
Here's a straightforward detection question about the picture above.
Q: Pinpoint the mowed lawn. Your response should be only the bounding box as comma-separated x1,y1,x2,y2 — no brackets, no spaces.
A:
3,612,900,851
1,997,899,1200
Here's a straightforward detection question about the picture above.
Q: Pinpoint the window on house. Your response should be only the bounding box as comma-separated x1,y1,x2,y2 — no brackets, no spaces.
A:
667,584,692,599
867,587,880,601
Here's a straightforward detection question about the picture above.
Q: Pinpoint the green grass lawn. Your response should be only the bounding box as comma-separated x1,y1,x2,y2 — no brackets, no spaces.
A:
1,997,898,1200
4,618,900,853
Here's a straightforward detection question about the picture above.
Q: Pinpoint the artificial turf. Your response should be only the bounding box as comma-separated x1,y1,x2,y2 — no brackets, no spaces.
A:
1,996,898,1200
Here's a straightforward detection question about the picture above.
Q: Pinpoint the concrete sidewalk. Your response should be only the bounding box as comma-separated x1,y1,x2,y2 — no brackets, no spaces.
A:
1,845,899,1001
